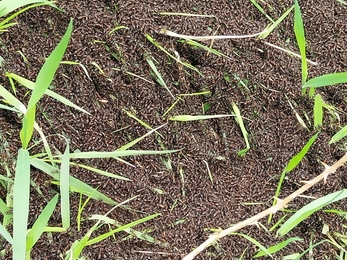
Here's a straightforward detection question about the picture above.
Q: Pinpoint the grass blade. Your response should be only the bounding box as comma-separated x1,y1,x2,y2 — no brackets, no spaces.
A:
304,72,347,88
232,102,250,156
0,224,13,244
13,148,30,260
294,0,307,85
313,94,323,129
169,114,232,121
254,237,302,257
231,233,272,258
26,194,59,256
60,139,70,228
250,0,275,23
278,189,347,236
329,124,347,144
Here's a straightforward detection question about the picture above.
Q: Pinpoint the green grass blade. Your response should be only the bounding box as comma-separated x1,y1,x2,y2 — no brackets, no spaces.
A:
278,189,347,236
0,0,55,16
258,5,294,39
336,0,347,6
26,194,59,255
254,237,302,257
250,0,275,23
0,224,13,244
65,149,179,159
329,124,347,144
60,140,70,228
6,73,90,114
169,114,232,121
13,148,30,260
145,55,175,98
179,39,231,59
231,233,272,258
86,213,160,246
286,132,319,172
304,72,347,88
30,158,118,205
232,102,250,156
294,0,307,85
0,84,25,112
313,94,323,128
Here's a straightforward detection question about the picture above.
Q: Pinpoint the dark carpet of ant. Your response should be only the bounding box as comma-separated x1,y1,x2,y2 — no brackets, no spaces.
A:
0,0,347,259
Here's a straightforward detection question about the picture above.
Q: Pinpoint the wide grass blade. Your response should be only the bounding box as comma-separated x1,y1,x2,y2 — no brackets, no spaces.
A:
26,194,59,257
304,72,347,88
13,148,30,260
0,0,55,16
294,0,307,85
329,125,347,144
60,139,70,228
254,237,302,257
20,19,73,149
278,189,347,236
313,94,323,128
6,73,90,114
169,114,233,121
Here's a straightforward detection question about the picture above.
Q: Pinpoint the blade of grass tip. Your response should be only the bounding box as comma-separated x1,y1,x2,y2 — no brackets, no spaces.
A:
250,0,275,23
294,0,308,86
313,94,323,129
254,237,302,258
231,233,272,258
258,5,294,39
7,73,90,114
329,124,347,144
0,224,13,244
26,194,59,258
304,72,347,88
13,148,30,260
20,19,73,149
60,137,70,229
145,55,175,99
278,190,347,236
169,114,233,121
232,102,250,156
268,132,319,223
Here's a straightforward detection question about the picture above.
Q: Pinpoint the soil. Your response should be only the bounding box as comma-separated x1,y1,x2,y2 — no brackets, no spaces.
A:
0,0,347,259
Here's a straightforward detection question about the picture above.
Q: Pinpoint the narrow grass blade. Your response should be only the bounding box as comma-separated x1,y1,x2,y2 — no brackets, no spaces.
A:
232,102,250,156
86,213,160,246
231,233,272,257
250,0,275,23
65,149,180,159
145,34,202,75
145,55,175,98
313,94,323,129
329,125,347,144
254,237,302,257
157,12,215,18
60,139,70,228
0,224,13,244
294,0,308,85
30,158,118,205
169,114,232,121
179,39,231,59
258,5,294,39
304,72,347,88
13,148,30,260
0,84,25,113
6,73,90,114
26,194,59,256
336,0,347,6
278,189,347,236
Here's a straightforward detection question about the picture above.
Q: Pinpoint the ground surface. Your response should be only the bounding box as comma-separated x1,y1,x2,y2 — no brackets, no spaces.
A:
1,0,347,259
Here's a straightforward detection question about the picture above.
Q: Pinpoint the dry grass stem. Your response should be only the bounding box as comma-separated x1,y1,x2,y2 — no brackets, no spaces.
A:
183,153,347,260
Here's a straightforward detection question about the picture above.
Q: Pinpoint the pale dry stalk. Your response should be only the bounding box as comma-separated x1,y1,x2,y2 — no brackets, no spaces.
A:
183,153,347,260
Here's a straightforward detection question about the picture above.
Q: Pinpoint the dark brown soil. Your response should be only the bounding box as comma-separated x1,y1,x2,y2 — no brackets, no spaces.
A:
1,0,347,259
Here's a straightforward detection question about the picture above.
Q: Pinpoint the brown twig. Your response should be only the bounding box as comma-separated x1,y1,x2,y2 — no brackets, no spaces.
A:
183,153,347,260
